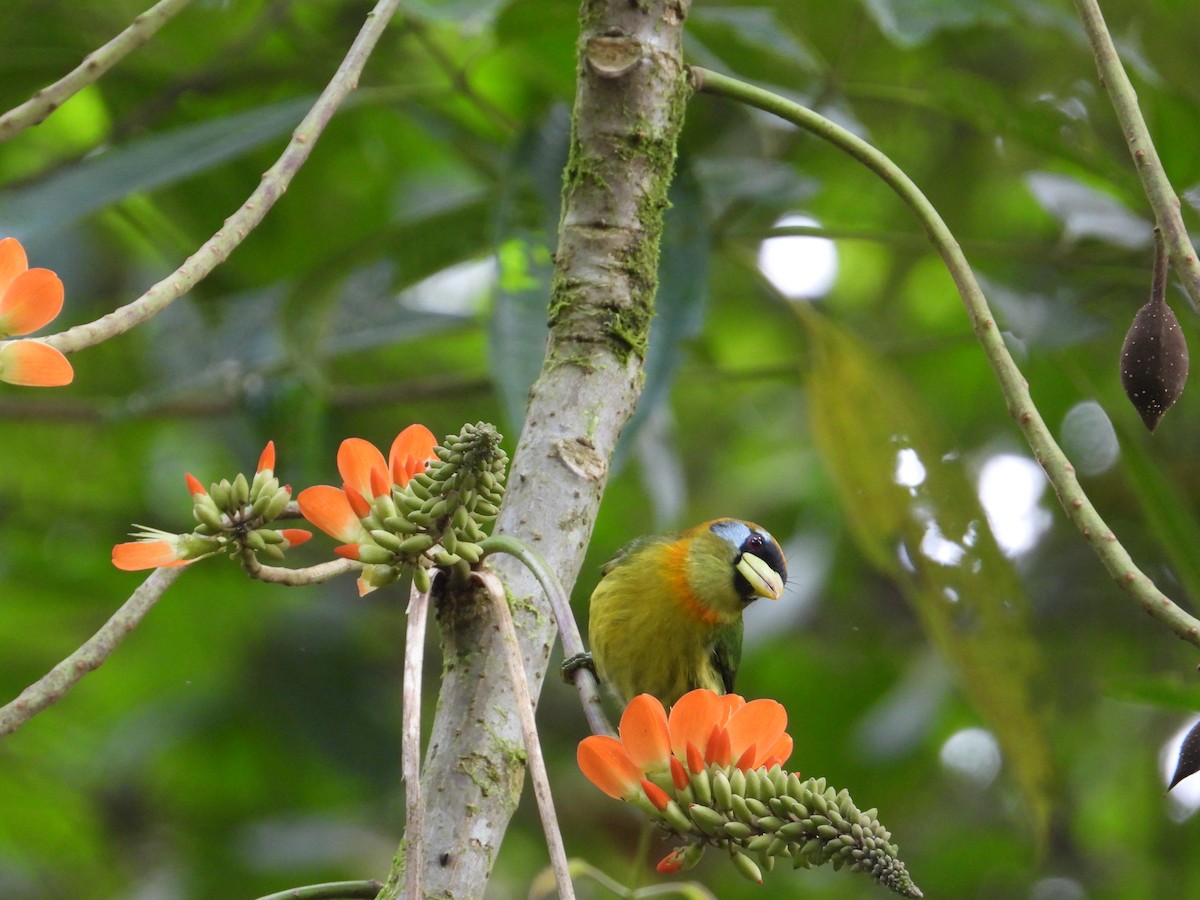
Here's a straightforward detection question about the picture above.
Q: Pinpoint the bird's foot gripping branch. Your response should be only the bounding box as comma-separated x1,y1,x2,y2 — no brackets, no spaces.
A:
580,690,922,897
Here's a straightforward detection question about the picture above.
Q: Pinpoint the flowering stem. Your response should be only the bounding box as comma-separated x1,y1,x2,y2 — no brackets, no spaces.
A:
251,881,384,900
0,566,184,739
401,580,430,900
1072,0,1200,312
689,66,1200,649
239,552,356,586
479,534,612,737
472,570,575,900
0,0,194,143
43,0,406,355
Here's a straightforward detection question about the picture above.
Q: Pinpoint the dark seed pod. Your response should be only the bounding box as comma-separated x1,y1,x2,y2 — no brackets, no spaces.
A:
1169,717,1200,790
1121,232,1189,431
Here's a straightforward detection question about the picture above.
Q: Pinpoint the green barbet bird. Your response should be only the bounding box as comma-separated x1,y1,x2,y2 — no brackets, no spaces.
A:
585,519,787,706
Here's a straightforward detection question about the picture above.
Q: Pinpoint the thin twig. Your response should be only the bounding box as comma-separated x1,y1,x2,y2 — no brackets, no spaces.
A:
689,66,1200,648
239,553,357,586
251,880,384,900
472,570,575,900
479,534,612,737
0,0,194,143
1072,0,1200,312
401,580,431,900
0,566,185,738
43,0,407,355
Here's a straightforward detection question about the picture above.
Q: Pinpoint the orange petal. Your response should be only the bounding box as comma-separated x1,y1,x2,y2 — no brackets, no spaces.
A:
726,698,788,769
279,529,311,547
657,850,684,874
338,437,389,498
185,473,207,496
669,755,689,790
686,740,705,775
0,340,73,386
0,269,63,337
578,735,641,800
297,485,367,543
734,742,758,771
258,441,275,473
344,484,372,518
389,424,438,486
334,544,361,559
619,694,671,771
705,725,730,768
369,465,390,499
668,689,723,762
760,733,793,769
640,777,671,811
112,540,187,571
356,570,378,597
0,237,28,298
714,692,745,726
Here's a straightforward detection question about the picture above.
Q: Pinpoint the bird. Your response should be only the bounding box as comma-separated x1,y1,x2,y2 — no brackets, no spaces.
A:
576,518,787,706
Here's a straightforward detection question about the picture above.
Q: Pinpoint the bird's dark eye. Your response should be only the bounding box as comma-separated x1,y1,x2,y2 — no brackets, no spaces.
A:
746,533,765,552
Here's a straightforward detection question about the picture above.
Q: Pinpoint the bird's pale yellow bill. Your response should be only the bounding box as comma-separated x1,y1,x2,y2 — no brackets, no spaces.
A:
737,552,784,600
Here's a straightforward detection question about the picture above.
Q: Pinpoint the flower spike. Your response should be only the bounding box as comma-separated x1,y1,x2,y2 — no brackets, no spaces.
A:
114,443,307,571
297,422,506,594
577,688,923,897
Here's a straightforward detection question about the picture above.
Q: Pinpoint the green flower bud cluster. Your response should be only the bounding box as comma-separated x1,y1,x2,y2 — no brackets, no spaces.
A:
192,465,297,562
645,765,922,898
345,423,508,594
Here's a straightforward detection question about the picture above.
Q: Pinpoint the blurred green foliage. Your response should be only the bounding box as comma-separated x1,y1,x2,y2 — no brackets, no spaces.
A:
2,0,1200,897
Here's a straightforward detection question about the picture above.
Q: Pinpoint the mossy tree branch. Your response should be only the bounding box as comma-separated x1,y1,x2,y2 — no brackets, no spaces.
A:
376,1,692,897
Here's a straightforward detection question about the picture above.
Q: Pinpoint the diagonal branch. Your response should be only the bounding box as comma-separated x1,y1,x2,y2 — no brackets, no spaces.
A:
0,0,195,143
0,566,186,738
42,0,406,356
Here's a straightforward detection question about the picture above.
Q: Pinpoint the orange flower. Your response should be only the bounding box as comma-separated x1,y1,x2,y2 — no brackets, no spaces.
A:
113,443,309,571
578,688,793,804
112,536,194,571
111,528,217,571
297,424,437,595
0,236,72,387
299,424,437,539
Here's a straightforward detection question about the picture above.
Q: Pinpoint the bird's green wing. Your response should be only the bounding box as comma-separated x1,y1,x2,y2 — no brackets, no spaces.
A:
710,619,743,695
598,533,673,577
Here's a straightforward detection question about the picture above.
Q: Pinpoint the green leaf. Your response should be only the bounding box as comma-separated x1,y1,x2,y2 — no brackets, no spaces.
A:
687,7,820,79
0,96,313,237
801,305,1054,845
860,0,1011,48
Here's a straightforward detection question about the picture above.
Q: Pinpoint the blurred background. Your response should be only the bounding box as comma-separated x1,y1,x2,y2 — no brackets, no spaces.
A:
2,0,1200,896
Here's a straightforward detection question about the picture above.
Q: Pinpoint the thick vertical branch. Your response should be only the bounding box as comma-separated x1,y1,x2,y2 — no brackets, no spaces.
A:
376,1,691,897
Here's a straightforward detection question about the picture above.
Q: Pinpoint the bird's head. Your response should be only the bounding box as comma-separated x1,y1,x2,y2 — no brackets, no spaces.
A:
680,519,787,620
710,519,787,603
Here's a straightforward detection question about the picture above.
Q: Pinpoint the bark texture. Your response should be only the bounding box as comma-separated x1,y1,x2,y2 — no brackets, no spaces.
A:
377,1,691,897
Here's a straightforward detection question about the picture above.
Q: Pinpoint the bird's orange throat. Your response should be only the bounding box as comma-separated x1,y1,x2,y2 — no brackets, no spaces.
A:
664,539,724,627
